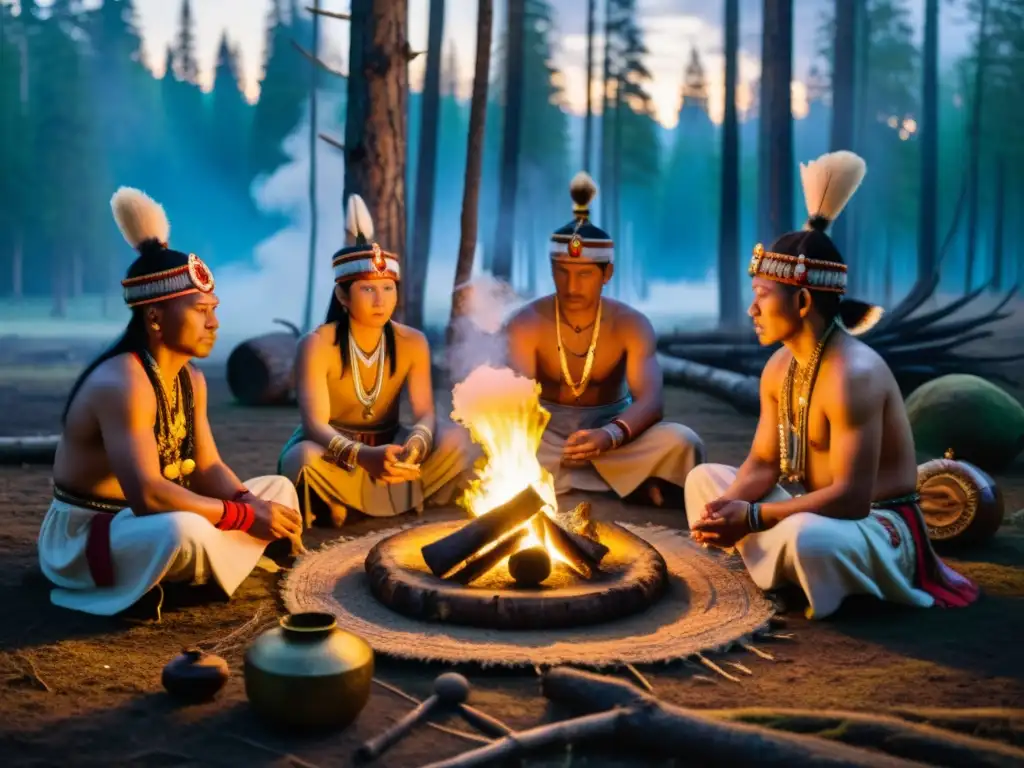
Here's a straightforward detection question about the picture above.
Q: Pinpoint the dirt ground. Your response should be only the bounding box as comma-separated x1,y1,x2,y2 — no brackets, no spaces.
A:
1,334,1023,767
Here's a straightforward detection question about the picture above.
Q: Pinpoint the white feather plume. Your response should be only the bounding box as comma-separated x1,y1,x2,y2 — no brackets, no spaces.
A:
569,171,598,208
110,187,170,248
799,150,867,227
345,194,374,244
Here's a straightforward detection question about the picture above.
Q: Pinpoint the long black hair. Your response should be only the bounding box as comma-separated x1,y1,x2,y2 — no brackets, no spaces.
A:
61,239,182,425
325,284,397,376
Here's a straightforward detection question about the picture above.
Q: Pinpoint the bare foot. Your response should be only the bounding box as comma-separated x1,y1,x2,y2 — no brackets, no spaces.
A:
648,483,665,507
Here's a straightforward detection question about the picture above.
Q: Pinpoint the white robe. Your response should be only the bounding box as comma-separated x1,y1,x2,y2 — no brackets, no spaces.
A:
37,475,297,616
538,397,705,497
684,463,936,619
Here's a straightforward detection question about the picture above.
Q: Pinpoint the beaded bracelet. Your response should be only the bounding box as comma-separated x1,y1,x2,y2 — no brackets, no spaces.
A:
746,502,764,533
216,500,255,532
601,422,626,450
324,434,360,471
611,418,633,443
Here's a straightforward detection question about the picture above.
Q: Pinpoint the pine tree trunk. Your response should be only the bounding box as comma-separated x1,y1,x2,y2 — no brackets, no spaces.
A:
406,0,446,330
917,0,939,282
991,158,1005,290
846,6,870,296
448,0,494,332
828,0,857,258
884,228,893,306
599,0,612,227
51,255,68,319
302,0,320,333
491,0,525,282
583,0,596,172
363,0,408,318
343,0,371,207
11,234,22,300
963,0,989,293
71,251,83,298
717,0,741,328
757,0,794,242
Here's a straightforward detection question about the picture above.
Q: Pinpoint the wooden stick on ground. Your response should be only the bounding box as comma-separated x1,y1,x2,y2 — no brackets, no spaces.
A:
371,678,490,745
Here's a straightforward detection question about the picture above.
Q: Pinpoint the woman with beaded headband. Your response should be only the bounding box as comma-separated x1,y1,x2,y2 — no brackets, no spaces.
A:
685,151,978,620
38,187,304,617
279,194,478,527
504,171,705,506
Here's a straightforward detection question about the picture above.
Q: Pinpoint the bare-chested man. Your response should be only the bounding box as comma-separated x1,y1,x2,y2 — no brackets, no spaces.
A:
39,188,304,617
505,172,704,504
686,151,979,619
278,195,477,526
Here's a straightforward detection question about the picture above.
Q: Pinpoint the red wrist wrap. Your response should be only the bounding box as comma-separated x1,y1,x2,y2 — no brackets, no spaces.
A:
217,500,255,532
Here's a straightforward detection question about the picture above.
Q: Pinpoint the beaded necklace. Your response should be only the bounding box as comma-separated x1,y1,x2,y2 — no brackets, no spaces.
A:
137,350,195,484
777,321,838,485
348,330,386,420
555,297,602,401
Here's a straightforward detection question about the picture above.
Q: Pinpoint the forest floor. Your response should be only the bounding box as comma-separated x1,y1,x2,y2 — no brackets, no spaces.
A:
1,317,1023,767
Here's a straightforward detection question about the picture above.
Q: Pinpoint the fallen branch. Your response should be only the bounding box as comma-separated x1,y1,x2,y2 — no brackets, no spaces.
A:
306,5,350,20
371,677,492,746
318,132,345,152
290,40,346,78
0,435,59,465
706,707,1024,767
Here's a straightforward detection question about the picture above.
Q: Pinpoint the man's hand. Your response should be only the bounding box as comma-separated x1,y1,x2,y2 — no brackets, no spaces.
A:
250,499,303,542
561,428,615,467
360,445,422,484
691,499,750,548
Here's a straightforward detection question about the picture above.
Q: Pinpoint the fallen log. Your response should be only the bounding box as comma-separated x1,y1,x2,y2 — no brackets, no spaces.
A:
0,435,60,465
542,667,1024,767
226,319,301,406
657,354,760,415
420,485,545,577
420,667,919,767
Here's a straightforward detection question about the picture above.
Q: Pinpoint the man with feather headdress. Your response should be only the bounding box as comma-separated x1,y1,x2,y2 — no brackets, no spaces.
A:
38,188,304,617
686,151,979,619
504,171,706,505
278,194,478,527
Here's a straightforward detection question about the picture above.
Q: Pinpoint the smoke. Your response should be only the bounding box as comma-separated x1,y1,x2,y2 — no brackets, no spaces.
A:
445,272,529,384
212,92,345,341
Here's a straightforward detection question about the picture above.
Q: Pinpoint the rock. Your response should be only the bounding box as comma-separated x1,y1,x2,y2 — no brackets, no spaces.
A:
906,374,1024,473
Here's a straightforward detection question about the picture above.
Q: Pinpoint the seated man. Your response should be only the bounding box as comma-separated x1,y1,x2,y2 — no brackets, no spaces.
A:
39,187,304,617
505,172,704,505
686,151,979,619
279,194,477,527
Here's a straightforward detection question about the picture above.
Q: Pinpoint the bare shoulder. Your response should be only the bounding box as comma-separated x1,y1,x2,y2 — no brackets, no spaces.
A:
391,322,431,359
297,324,335,357
606,299,654,337
81,353,155,412
505,297,548,336
185,363,207,398
825,335,891,413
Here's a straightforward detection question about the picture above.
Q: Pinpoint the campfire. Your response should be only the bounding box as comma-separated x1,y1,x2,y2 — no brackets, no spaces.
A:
420,366,609,587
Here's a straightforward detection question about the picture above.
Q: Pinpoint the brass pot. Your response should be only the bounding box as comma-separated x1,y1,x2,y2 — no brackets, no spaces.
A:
244,612,374,731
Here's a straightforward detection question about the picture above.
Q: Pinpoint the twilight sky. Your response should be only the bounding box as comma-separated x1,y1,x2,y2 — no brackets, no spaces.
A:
63,0,977,127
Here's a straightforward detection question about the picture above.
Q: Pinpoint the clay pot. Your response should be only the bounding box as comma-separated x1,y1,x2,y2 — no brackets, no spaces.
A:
161,648,230,703
243,612,374,731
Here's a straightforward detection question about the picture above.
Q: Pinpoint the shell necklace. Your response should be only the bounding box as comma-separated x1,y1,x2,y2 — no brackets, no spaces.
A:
349,330,386,420
777,320,837,485
555,297,601,401
139,350,194,483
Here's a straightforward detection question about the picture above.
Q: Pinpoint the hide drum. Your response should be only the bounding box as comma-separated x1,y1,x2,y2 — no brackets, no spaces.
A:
364,521,669,631
916,458,1004,547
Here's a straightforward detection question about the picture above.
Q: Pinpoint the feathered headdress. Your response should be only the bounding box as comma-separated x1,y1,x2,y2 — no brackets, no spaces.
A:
112,187,214,307
550,171,614,264
748,151,882,336
331,194,399,283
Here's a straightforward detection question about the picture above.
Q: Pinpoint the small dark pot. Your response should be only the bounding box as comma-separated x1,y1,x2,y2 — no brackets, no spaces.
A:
162,648,230,703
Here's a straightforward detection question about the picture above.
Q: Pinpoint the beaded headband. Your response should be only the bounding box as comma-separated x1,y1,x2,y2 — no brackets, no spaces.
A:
332,241,400,283
122,252,216,307
748,243,847,294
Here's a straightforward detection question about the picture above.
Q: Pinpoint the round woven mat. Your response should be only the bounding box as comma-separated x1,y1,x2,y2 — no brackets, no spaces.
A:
281,523,774,667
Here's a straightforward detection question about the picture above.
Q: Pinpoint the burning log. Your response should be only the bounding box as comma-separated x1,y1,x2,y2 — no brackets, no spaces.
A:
555,500,598,539
421,485,545,577
449,529,528,585
538,514,607,579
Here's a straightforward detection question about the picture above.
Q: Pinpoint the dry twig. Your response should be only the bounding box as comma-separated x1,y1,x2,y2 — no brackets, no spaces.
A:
318,132,345,152
306,6,350,20
290,40,346,78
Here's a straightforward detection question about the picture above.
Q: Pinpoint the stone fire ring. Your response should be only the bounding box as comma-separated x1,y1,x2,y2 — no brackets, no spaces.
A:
365,521,667,631
281,522,776,668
